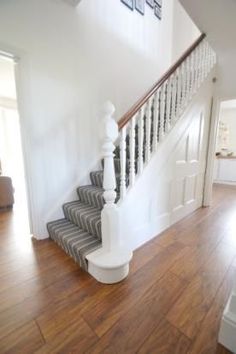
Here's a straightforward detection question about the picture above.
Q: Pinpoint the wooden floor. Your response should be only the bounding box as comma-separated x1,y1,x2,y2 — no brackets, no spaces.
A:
0,184,235,353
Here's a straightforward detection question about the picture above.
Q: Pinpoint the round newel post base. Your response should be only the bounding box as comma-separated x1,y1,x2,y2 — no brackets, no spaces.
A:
86,247,133,284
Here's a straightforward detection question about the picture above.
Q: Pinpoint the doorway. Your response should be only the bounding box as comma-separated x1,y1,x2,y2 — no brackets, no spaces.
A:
213,99,236,186
0,53,30,235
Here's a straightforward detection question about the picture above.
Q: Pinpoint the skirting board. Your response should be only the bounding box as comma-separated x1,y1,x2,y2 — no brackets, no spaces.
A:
129,212,171,251
214,180,236,186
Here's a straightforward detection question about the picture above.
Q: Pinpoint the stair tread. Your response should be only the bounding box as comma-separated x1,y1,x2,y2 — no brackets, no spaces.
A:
47,218,101,270
63,200,101,239
90,170,103,187
90,170,128,189
77,185,104,210
78,185,104,192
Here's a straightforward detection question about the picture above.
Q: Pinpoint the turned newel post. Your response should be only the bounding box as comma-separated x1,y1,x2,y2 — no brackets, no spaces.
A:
102,101,118,205
101,101,120,251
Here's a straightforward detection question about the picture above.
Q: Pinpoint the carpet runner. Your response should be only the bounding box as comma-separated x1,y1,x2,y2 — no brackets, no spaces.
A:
47,112,157,271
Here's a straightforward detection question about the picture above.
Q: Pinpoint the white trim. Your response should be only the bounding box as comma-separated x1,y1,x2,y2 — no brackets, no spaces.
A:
0,49,19,62
203,94,221,206
214,181,236,186
0,97,17,110
0,44,35,236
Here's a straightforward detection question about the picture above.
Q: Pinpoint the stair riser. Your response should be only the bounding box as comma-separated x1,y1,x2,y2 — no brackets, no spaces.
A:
47,219,101,270
77,187,105,210
63,203,101,239
90,172,103,188
90,171,129,190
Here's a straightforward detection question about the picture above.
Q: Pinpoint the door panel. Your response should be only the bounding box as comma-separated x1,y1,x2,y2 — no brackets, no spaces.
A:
171,110,209,224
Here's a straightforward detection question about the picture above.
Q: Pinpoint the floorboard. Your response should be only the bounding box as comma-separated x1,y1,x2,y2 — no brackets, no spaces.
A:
0,184,235,353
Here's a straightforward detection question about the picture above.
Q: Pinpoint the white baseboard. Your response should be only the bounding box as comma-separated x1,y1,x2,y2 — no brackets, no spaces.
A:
214,180,236,186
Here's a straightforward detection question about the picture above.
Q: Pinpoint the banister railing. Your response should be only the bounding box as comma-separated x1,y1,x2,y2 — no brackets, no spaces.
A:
115,34,216,202
101,34,216,209
118,33,206,130
95,35,216,283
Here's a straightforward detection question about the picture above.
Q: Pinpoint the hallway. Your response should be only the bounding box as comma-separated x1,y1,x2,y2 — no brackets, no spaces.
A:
0,184,235,353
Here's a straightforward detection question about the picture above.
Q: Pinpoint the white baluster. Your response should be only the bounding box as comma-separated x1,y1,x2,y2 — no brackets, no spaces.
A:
201,41,206,83
201,41,206,81
102,101,118,207
145,100,152,162
165,79,172,132
205,42,210,77
119,126,127,201
129,115,136,187
185,56,191,102
213,51,217,66
176,68,182,118
197,43,203,88
183,61,188,107
194,45,198,90
205,43,209,76
193,48,198,93
210,46,215,69
189,52,194,99
207,43,212,74
138,107,144,174
171,73,177,124
152,91,159,152
159,84,166,140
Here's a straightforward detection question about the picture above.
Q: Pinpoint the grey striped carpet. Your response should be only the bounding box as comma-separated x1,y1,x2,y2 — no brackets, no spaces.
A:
47,110,159,271
47,172,105,271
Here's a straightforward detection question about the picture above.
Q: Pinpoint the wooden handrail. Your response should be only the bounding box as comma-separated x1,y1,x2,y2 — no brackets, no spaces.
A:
118,33,206,130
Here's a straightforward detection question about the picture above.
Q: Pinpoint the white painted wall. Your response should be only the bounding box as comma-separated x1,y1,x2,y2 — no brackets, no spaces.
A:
119,75,213,250
0,0,199,238
171,1,200,61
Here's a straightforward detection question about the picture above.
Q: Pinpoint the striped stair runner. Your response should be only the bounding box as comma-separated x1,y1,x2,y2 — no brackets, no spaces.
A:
47,117,152,271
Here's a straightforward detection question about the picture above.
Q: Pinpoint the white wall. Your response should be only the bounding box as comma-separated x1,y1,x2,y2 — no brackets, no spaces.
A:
0,0,199,238
171,1,200,61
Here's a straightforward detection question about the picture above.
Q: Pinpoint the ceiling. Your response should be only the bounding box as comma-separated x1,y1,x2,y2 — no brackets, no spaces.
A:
63,0,81,6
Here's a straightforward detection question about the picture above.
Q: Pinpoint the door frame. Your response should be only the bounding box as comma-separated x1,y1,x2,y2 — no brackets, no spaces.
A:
203,96,220,206
0,44,34,235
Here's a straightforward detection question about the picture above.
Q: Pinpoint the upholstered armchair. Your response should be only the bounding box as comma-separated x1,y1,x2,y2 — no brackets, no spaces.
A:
0,160,14,208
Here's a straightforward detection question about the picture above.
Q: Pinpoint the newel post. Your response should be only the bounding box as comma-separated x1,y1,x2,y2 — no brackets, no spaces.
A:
101,101,120,252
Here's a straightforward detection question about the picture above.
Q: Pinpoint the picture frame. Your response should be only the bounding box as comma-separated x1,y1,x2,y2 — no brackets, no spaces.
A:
154,0,162,8
135,0,145,15
121,0,134,10
154,4,162,19
146,0,154,8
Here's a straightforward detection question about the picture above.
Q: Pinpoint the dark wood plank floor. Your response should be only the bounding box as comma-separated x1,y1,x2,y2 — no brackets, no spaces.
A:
0,184,235,353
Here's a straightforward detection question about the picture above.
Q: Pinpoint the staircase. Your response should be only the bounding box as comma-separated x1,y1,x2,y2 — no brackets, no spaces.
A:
47,34,216,284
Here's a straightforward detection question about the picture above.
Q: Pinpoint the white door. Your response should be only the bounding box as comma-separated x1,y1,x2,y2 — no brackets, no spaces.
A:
170,108,210,224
